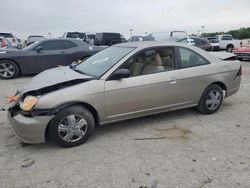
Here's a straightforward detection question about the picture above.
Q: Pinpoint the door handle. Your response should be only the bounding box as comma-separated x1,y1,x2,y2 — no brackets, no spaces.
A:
60,51,65,54
169,77,177,84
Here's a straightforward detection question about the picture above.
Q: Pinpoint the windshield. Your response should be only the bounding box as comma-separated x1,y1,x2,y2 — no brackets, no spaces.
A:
22,41,40,50
67,32,87,39
74,46,135,78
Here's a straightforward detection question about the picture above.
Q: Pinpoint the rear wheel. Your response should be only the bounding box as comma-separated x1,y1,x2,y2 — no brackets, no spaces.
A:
197,84,223,114
226,44,234,53
49,106,95,147
0,60,19,79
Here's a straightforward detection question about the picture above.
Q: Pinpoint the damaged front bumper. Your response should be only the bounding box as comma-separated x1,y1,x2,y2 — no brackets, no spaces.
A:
7,110,54,144
3,99,54,144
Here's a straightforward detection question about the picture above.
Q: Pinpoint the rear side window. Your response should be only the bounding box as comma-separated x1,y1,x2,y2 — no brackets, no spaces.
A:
65,41,77,49
194,39,207,46
179,47,209,68
39,41,66,50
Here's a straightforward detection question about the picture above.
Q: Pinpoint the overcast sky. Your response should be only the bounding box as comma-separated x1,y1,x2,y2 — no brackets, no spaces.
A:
1,0,250,39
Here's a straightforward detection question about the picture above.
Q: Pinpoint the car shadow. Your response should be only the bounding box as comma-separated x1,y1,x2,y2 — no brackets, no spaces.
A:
15,108,198,150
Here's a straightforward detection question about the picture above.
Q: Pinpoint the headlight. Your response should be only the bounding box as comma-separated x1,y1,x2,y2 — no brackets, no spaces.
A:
20,96,39,111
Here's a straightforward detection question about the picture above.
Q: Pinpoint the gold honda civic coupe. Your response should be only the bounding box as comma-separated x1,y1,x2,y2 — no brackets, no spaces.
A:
5,42,241,147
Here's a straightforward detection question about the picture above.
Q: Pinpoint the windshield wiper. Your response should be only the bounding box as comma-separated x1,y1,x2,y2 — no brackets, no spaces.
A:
73,67,95,78
74,68,87,75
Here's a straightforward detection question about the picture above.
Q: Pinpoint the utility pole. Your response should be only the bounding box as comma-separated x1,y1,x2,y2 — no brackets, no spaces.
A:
129,29,133,37
201,26,205,36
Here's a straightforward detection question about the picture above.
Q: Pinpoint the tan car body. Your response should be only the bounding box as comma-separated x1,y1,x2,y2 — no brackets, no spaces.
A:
8,42,241,143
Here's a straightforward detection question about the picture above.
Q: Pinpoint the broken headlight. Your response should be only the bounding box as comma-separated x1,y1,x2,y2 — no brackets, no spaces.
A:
20,96,39,111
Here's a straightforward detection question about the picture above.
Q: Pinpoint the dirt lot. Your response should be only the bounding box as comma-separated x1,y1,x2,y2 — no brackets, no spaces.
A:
0,61,249,188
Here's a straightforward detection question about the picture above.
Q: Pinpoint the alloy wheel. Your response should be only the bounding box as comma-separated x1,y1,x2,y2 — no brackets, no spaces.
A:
57,114,88,143
0,63,15,78
205,90,221,111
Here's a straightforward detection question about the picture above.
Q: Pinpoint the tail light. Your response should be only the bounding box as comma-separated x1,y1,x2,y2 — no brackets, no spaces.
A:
12,38,15,43
1,40,6,48
237,65,242,76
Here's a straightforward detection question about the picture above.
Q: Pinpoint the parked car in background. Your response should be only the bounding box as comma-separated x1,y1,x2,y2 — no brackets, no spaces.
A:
121,35,127,43
62,32,89,42
128,36,144,42
216,34,241,52
86,34,96,45
0,38,106,79
207,37,220,51
233,46,250,60
240,38,250,46
26,35,45,46
94,32,122,46
178,37,212,51
128,35,155,42
0,37,13,49
0,33,21,48
5,42,241,147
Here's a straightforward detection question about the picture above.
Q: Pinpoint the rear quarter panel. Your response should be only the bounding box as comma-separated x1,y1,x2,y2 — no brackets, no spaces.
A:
180,57,241,104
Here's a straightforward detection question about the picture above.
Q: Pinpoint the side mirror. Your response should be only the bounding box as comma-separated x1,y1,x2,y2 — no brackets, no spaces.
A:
36,46,43,53
110,69,130,80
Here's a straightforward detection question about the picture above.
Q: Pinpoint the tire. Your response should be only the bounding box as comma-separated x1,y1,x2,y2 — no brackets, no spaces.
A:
0,60,19,79
226,44,234,53
110,39,117,46
49,105,95,147
197,84,223,114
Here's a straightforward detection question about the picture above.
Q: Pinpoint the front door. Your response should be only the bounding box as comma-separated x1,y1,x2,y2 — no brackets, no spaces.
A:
104,47,184,121
28,40,67,73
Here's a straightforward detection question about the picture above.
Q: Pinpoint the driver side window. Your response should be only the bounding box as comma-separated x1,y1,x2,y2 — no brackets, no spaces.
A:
35,41,66,51
120,47,175,77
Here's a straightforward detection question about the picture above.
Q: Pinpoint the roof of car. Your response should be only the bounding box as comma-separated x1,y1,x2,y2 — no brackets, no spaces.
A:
38,38,84,42
115,41,193,48
115,41,222,63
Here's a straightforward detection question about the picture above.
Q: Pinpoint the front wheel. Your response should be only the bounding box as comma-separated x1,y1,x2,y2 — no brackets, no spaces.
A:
49,105,95,147
0,60,19,79
197,84,223,114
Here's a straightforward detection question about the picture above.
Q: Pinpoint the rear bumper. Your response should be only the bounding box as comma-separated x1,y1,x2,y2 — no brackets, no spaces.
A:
234,52,250,59
8,112,54,143
212,46,220,51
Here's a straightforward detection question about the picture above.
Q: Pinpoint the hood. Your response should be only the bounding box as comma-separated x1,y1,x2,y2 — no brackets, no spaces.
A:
0,48,20,53
21,66,93,95
209,52,237,60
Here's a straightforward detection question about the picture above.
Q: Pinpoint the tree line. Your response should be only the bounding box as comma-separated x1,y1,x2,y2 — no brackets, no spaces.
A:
202,27,250,39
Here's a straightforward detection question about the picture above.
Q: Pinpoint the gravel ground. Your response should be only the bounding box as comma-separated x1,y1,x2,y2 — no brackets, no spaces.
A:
0,61,249,188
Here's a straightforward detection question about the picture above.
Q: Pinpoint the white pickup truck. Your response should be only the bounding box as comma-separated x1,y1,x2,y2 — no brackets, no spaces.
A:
216,34,241,52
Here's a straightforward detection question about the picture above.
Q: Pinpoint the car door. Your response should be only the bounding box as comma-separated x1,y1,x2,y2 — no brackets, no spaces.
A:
220,35,232,49
65,40,92,64
27,40,67,73
177,47,211,104
104,47,184,121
